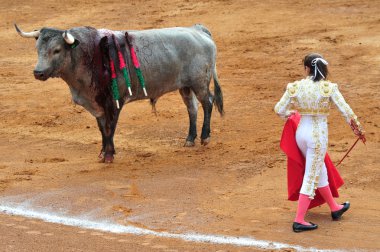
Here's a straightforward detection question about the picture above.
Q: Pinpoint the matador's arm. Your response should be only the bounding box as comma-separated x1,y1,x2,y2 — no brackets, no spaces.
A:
274,84,293,119
331,84,365,138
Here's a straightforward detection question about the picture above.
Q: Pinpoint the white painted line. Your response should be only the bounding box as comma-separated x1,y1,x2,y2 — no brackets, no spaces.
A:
0,203,342,252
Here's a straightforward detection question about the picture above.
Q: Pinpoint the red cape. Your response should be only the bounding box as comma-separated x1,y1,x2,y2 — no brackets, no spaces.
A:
280,112,344,209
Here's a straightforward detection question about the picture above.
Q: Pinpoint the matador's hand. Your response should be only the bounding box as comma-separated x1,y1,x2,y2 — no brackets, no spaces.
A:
358,132,366,144
350,119,366,144
285,110,296,119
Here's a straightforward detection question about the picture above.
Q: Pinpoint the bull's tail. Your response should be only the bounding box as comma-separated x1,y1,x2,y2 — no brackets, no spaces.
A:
212,64,224,116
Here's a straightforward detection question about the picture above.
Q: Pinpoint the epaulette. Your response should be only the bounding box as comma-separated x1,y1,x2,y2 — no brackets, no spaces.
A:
287,81,299,97
319,81,334,97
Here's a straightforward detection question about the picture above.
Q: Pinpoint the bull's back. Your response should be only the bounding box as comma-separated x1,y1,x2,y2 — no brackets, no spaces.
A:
126,26,216,98
130,26,215,57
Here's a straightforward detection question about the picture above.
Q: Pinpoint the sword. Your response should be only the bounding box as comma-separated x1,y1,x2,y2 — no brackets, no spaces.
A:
336,137,360,167
336,119,366,167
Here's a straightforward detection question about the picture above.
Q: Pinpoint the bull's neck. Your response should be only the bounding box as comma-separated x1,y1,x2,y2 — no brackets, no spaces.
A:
60,63,91,90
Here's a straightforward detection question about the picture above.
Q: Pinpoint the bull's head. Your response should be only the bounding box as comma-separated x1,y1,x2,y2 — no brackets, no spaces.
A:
15,24,79,81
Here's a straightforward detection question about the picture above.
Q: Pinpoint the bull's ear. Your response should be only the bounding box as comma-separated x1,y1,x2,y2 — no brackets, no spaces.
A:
62,31,80,48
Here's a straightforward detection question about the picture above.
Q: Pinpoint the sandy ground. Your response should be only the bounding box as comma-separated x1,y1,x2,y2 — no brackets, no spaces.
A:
0,0,379,251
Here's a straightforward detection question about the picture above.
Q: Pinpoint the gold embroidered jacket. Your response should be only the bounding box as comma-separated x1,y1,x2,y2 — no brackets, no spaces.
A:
274,78,361,127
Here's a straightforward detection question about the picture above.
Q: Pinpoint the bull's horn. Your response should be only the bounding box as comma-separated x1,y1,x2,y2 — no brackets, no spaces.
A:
63,31,75,44
14,23,40,38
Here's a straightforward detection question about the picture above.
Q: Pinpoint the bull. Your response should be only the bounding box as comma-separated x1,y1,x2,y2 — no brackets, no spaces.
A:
15,24,224,163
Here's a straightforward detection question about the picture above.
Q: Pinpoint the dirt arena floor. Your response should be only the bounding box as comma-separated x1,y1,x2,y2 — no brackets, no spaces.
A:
0,0,379,251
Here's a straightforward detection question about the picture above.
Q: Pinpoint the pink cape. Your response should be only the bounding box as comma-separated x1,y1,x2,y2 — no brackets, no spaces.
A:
280,112,344,209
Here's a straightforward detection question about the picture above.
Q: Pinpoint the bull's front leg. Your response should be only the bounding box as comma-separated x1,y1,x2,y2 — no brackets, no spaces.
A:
96,108,121,163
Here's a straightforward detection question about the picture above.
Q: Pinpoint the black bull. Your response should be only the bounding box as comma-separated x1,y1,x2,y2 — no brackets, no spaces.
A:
15,24,224,163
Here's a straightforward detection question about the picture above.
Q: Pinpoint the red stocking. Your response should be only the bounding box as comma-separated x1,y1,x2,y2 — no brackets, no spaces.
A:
294,194,312,225
318,185,343,212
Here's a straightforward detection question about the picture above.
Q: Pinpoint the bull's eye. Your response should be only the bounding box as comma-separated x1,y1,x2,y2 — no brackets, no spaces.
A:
53,48,61,54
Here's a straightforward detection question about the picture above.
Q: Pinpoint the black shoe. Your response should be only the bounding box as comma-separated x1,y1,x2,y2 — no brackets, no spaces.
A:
331,201,350,221
292,222,318,233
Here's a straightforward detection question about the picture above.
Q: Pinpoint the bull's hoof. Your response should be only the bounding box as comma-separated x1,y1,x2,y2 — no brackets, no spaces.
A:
201,137,210,146
98,152,114,163
184,140,195,147
104,154,114,163
98,151,105,163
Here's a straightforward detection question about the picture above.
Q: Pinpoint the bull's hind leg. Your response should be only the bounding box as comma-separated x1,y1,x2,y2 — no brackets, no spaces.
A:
179,87,198,147
194,88,213,146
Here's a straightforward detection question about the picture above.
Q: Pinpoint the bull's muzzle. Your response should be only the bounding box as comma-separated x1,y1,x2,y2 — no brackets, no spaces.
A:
33,70,48,81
